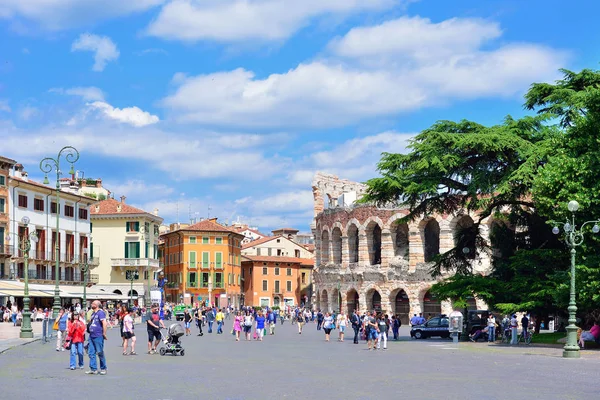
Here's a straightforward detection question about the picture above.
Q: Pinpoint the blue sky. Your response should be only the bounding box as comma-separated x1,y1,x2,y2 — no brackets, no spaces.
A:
0,0,596,232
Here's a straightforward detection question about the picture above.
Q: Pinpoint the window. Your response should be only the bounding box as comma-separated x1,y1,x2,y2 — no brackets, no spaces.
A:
256,248,261,256
18,194,27,208
274,280,280,293
215,272,223,288
189,236,196,244
301,272,306,284
215,237,222,245
188,272,197,287
144,271,149,280
295,249,300,257
286,268,292,276
268,248,272,256
0,198,5,213
201,272,209,287
124,242,140,258
262,267,268,275
64,205,74,217
79,208,88,220
286,281,292,292
215,252,222,269
51,202,58,214
189,251,197,268
154,225,159,235
0,175,5,186
262,280,268,291
127,221,140,232
202,252,209,269
274,267,279,276
277,249,282,256
202,237,209,244
34,198,44,212
277,239,281,243
145,222,150,235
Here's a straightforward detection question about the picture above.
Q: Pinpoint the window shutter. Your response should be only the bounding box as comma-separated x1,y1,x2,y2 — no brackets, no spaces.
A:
125,242,129,258
135,242,140,258
135,222,140,232
216,252,222,268
203,252,209,268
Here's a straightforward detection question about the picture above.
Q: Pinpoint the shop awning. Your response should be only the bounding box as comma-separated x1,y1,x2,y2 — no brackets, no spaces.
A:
0,281,54,298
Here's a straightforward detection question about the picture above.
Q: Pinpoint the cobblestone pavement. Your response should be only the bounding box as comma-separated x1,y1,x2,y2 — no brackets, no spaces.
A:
0,321,598,400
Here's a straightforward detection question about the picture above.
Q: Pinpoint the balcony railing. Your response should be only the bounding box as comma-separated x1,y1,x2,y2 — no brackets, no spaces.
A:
0,245,12,256
186,281,198,288
10,249,98,265
13,269,99,285
111,258,160,268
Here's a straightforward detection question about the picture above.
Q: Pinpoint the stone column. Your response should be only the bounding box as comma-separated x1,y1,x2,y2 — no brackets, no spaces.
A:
340,291,348,314
314,233,322,267
327,238,333,265
358,232,369,267
438,218,453,253
380,288,392,314
341,236,349,266
408,222,422,272
380,229,393,268
408,289,422,317
441,300,453,316
358,291,367,314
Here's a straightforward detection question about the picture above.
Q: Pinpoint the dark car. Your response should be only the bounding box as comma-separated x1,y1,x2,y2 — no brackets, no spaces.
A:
410,315,452,339
465,310,490,335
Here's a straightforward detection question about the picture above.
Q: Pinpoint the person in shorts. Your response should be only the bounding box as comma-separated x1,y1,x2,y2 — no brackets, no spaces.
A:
122,308,137,355
183,309,192,336
146,304,165,354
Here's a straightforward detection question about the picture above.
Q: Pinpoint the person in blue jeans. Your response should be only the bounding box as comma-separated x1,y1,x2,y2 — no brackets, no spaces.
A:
68,311,86,370
86,300,108,375
206,309,215,333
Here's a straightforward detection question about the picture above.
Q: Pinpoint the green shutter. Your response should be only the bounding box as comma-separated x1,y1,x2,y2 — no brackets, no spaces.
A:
135,242,140,258
135,222,140,232
125,242,129,258
216,252,222,269
90,243,94,259
189,252,196,268
202,252,209,268
145,242,149,258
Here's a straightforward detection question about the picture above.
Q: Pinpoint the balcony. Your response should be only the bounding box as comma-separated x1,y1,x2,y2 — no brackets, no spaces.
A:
0,245,13,256
15,269,99,286
186,281,198,289
111,258,160,269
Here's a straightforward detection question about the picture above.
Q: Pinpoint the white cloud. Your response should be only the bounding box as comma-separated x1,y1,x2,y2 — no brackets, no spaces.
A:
50,86,105,101
0,0,164,31
0,99,11,113
102,179,175,199
253,190,314,212
134,48,169,56
160,16,565,128
146,0,396,42
71,33,119,71
87,101,159,127
18,106,38,121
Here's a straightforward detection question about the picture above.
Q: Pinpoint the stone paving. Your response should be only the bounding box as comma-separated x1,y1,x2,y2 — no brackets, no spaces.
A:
0,320,598,400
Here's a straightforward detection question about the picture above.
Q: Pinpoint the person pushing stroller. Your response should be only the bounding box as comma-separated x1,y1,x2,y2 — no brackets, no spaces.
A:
146,304,165,354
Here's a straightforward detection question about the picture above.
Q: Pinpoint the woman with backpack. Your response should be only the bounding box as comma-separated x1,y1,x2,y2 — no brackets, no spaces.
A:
243,311,253,341
67,311,86,370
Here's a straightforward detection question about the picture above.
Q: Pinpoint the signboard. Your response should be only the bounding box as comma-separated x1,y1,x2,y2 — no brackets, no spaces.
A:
184,293,191,298
150,289,162,305
449,310,463,334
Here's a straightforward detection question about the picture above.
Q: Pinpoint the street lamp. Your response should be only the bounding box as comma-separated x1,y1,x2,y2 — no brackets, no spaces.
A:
81,248,89,316
123,269,140,307
40,146,79,319
19,216,38,339
548,200,600,359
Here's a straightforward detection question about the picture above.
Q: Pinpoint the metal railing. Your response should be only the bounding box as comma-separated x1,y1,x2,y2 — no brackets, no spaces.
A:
111,258,160,268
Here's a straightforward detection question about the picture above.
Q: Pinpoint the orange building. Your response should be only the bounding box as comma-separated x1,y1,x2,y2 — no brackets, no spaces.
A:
161,218,244,308
241,255,314,308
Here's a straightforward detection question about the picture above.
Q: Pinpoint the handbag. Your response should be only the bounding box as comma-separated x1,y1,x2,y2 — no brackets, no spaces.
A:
64,337,72,350
52,319,59,330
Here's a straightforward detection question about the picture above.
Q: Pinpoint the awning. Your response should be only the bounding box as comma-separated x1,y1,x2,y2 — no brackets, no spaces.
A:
0,281,54,298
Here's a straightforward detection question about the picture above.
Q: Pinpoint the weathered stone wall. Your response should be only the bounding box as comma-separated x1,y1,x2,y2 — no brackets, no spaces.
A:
310,172,493,317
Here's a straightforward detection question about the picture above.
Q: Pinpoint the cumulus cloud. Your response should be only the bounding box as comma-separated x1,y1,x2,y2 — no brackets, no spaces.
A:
71,33,119,71
160,16,566,128
0,0,164,31
146,0,396,42
87,101,159,127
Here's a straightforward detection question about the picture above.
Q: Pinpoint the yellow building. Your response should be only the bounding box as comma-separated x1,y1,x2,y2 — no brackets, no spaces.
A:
161,218,244,308
90,197,163,305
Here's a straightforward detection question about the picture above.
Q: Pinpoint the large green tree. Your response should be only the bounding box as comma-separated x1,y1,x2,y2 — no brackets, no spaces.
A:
362,67,600,327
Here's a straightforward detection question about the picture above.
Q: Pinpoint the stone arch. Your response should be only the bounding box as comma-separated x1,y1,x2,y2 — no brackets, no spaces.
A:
364,218,383,265
365,286,383,312
113,289,122,295
331,226,343,264
388,215,409,259
389,288,410,325
331,288,341,313
346,222,360,263
422,290,442,318
321,289,329,312
449,214,476,259
321,228,330,265
127,289,138,297
346,288,359,314
420,217,440,262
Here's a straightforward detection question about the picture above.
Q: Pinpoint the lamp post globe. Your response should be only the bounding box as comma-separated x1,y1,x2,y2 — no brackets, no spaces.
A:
568,200,580,213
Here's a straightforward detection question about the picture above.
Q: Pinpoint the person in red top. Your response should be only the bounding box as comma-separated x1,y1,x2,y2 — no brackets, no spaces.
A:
590,321,600,344
68,310,86,370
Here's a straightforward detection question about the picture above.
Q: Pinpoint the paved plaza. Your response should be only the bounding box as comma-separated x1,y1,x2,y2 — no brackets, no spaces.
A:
0,320,599,400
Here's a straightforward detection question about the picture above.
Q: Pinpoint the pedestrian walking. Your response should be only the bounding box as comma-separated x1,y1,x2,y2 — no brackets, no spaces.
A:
510,314,518,345
268,310,276,335
56,308,69,351
216,308,225,334
337,312,347,342
146,304,165,354
243,311,253,341
183,309,193,336
68,311,86,370
255,311,266,341
316,309,324,330
392,315,400,340
365,311,378,350
376,314,388,349
194,307,203,336
86,300,108,375
323,312,334,342
122,308,137,355
351,310,361,344
487,314,496,342
206,308,215,333
233,311,243,341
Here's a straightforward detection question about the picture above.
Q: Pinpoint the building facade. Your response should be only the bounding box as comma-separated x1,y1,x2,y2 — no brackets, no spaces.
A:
0,156,17,278
311,172,491,323
90,197,163,305
241,235,314,259
161,219,244,308
241,255,314,308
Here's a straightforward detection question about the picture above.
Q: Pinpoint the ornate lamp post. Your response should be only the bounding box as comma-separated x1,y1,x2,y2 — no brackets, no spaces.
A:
549,200,600,359
40,146,79,319
124,269,139,307
19,216,38,339
81,248,89,316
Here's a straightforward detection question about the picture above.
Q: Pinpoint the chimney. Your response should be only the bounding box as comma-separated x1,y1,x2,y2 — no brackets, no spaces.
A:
120,195,126,203
153,208,159,216
95,205,100,213
117,204,122,213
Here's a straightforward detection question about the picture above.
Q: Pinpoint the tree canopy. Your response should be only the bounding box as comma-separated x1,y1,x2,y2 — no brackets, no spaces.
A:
362,67,600,324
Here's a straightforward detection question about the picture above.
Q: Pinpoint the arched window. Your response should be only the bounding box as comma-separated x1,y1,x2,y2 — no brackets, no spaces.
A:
391,221,409,259
321,230,330,264
423,219,440,262
365,221,382,265
331,227,342,264
347,224,359,263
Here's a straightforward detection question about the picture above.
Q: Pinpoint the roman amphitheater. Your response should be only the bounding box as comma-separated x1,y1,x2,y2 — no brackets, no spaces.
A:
311,172,495,324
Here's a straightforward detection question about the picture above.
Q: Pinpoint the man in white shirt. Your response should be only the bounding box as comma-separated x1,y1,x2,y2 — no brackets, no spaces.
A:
510,314,518,345
487,314,496,342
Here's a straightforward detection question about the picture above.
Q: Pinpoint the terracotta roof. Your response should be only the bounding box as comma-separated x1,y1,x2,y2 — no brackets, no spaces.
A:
10,177,96,202
303,244,316,252
91,198,154,216
242,255,314,266
177,219,243,235
241,235,280,249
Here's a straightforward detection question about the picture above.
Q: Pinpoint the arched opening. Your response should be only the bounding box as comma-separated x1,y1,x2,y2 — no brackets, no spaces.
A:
331,288,340,313
453,215,476,259
423,219,440,262
321,290,329,312
423,290,441,319
366,289,382,312
321,230,330,264
392,289,410,325
390,221,409,259
113,289,122,295
127,290,138,297
365,221,382,265
346,289,359,314
347,224,359,263
331,227,342,264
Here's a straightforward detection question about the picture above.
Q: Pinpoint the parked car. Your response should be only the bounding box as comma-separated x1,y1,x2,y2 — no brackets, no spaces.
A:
465,310,490,335
410,315,453,339
173,305,192,321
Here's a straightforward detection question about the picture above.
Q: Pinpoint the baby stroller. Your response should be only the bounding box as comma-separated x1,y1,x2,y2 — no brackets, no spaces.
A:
159,323,185,356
